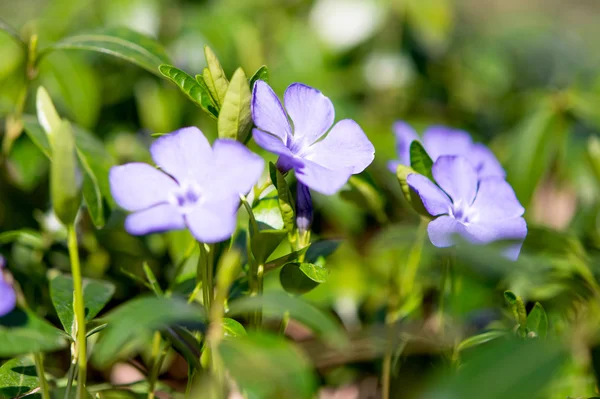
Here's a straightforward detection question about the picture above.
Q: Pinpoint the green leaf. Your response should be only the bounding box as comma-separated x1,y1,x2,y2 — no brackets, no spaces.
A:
242,197,286,264
217,67,252,142
228,292,346,345
269,162,295,234
50,119,81,225
93,296,206,367
0,357,38,399
396,164,431,217
456,330,507,353
222,318,247,339
409,140,434,181
280,262,329,295
0,18,24,45
587,136,600,183
77,148,105,228
47,27,171,76
36,86,61,136
305,240,342,263
158,64,218,119
219,333,317,399
203,46,229,106
264,247,309,273
526,303,548,339
50,274,115,337
0,229,45,249
504,290,527,336
22,116,51,158
142,263,163,296
421,339,566,399
0,309,69,356
249,65,269,89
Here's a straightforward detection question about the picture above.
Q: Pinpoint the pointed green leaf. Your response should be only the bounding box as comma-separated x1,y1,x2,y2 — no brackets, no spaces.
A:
0,357,38,399
36,86,61,136
0,309,69,356
396,164,431,217
50,274,115,337
218,67,252,142
280,262,329,295
269,162,295,234
228,292,346,345
504,290,527,336
222,318,247,339
158,64,218,119
219,333,317,399
77,148,105,228
456,330,507,353
249,65,269,89
264,247,309,273
526,302,548,339
203,46,229,106
242,196,286,264
93,296,207,367
47,27,171,76
50,120,81,225
0,229,44,249
409,140,434,181
305,240,341,263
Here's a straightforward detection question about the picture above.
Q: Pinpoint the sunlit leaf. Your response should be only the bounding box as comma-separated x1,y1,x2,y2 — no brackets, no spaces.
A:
280,262,329,295
222,318,247,339
217,67,252,142
249,65,269,89
158,64,218,119
0,357,38,399
409,140,434,181
526,303,548,339
203,46,228,106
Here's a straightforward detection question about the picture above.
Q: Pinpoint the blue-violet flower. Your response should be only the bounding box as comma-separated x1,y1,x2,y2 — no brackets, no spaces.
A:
252,81,375,195
0,256,16,317
110,127,264,243
389,122,505,179
407,155,527,259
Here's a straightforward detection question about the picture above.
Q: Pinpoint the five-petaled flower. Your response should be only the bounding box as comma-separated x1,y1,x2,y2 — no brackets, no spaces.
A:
252,81,375,195
407,156,527,259
0,256,16,317
110,127,264,243
389,122,505,179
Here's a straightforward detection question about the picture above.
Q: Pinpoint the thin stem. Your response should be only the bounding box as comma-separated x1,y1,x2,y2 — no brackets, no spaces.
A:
438,253,454,334
400,219,427,297
64,360,77,399
68,224,87,399
34,353,50,399
147,331,162,399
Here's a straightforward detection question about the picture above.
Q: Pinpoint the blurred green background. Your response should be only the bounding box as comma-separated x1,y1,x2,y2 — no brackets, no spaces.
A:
1,0,600,398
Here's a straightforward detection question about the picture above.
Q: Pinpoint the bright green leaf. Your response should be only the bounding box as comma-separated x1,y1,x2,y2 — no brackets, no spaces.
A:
218,67,252,142
264,247,309,273
0,309,69,356
47,27,171,76
158,64,218,119
0,356,39,399
203,46,229,106
249,65,269,88
219,333,317,399
93,296,206,367
50,274,115,338
456,330,507,353
280,262,329,295
0,18,24,45
36,86,61,136
269,162,295,235
0,229,45,249
409,140,434,181
526,302,548,339
222,318,247,339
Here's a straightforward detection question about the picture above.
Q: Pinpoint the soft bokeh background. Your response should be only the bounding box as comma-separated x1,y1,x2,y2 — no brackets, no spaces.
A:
1,0,600,398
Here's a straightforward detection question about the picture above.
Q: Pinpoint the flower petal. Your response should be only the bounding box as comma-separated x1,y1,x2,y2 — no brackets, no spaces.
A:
252,128,294,158
470,143,506,178
432,156,478,205
185,199,239,243
471,177,524,221
150,126,212,184
295,159,353,195
252,80,292,143
427,215,466,247
0,280,16,317
303,119,375,174
125,204,185,235
406,173,452,216
422,126,472,161
110,163,178,212
207,139,265,198
284,83,334,148
463,217,528,260
393,121,420,165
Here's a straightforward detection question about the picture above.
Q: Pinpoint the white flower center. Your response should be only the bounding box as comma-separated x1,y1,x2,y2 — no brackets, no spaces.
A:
449,199,478,225
168,180,203,213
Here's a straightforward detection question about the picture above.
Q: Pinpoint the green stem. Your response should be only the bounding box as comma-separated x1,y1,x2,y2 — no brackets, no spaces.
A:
64,360,77,399
147,331,162,399
34,353,50,399
438,252,455,334
68,224,87,399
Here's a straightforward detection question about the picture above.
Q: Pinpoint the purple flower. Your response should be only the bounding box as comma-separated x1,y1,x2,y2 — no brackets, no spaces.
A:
252,81,375,195
110,127,264,243
0,256,16,317
388,122,505,179
407,156,527,260
296,183,313,234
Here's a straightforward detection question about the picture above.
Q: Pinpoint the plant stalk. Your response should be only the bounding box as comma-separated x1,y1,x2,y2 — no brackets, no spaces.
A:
34,353,50,399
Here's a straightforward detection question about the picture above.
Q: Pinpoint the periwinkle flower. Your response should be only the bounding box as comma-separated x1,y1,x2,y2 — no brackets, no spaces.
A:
407,155,527,259
252,81,375,195
0,256,16,317
110,127,264,243
296,183,313,234
389,122,505,179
